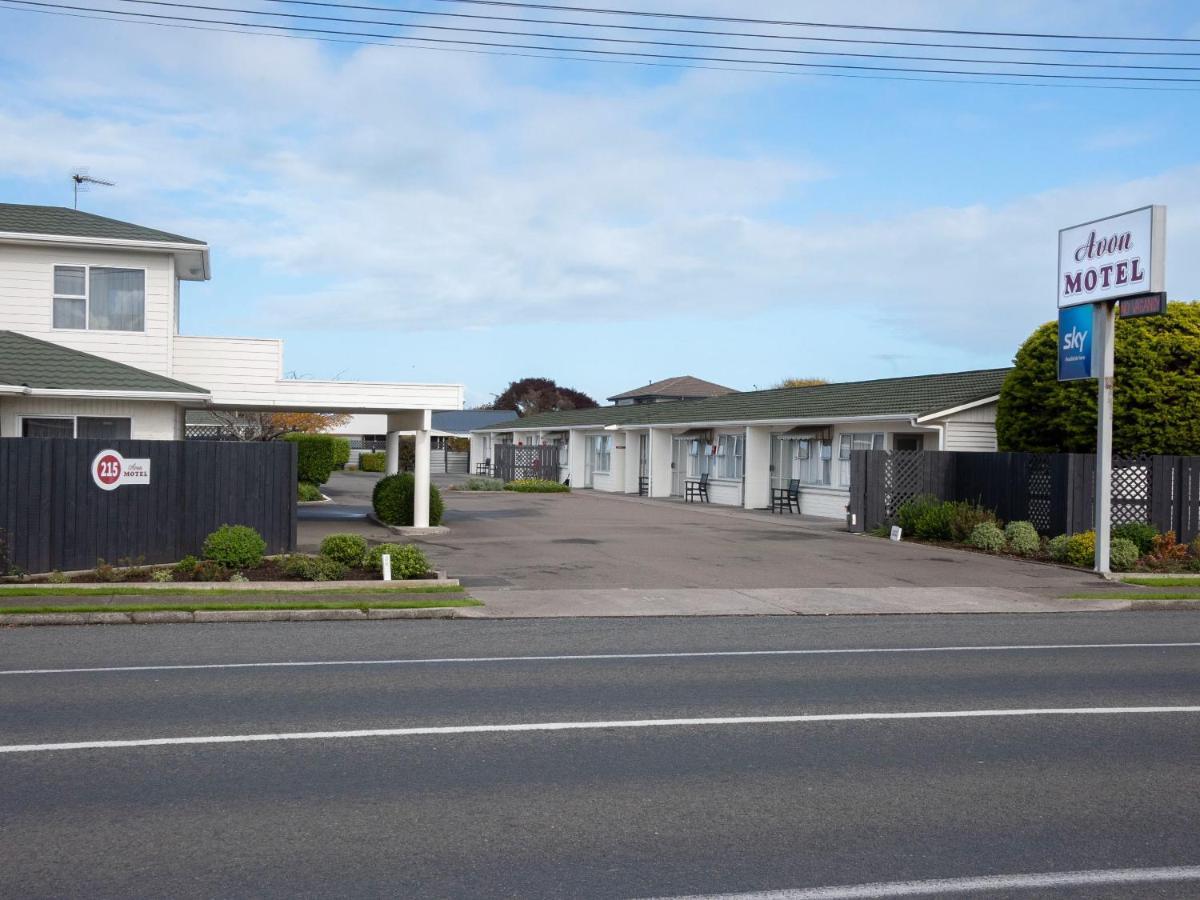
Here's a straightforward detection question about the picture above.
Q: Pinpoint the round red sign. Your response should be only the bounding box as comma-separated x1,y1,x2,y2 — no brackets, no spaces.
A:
92,450,125,491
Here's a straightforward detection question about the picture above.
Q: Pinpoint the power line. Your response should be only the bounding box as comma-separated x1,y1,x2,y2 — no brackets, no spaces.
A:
2,0,1199,92
247,0,1200,58
91,0,1200,71
424,0,1200,43
83,0,1200,72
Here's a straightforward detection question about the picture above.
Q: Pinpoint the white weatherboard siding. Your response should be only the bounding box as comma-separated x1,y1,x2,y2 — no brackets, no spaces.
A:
0,245,175,375
172,336,462,411
943,402,999,452
0,396,181,439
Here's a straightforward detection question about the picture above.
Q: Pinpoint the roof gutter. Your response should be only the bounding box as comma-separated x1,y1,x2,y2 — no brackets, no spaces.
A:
0,384,211,402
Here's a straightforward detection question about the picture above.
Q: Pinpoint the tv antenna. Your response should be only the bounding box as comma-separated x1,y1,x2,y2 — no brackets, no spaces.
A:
71,169,115,209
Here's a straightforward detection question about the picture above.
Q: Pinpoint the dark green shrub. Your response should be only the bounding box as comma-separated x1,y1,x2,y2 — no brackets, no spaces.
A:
279,553,347,581
0,528,21,578
947,501,997,543
283,433,338,485
895,494,952,541
171,555,228,582
202,524,266,569
298,482,323,502
320,533,368,567
1004,521,1040,556
365,543,431,578
504,478,569,493
967,522,1005,552
1112,522,1158,556
332,438,351,470
1110,538,1139,572
1047,534,1071,562
172,554,200,580
373,473,444,527
358,452,386,473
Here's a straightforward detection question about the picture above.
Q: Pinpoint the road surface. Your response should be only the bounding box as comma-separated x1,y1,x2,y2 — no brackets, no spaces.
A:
2,613,1199,898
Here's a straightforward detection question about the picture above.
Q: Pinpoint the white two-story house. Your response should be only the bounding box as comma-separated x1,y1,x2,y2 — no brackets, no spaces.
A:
0,203,463,527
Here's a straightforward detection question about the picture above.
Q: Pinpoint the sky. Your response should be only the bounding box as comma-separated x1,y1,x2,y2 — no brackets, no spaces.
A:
1,0,1199,406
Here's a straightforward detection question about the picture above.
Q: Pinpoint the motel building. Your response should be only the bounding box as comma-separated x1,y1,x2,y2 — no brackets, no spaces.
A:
0,203,463,527
471,369,1009,520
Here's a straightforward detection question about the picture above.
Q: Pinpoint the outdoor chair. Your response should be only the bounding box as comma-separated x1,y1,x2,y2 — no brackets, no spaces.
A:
684,471,710,503
475,458,491,475
638,475,649,497
771,479,800,514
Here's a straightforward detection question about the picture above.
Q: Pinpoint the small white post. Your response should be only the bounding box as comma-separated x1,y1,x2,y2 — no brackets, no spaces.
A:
1093,300,1116,574
381,553,392,581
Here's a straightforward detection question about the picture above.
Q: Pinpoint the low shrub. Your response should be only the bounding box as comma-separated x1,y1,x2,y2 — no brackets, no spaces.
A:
948,501,997,543
298,482,324,502
373,473,444,527
1065,531,1097,568
358,452,387,473
279,554,348,582
1191,535,1200,559
966,522,1005,552
1047,534,1071,562
504,478,570,494
332,437,351,470
0,528,18,577
203,524,267,569
1110,538,1139,572
365,543,431,578
47,569,70,584
229,572,250,583
93,559,123,582
463,476,504,491
1112,522,1158,556
1004,521,1040,557
895,494,953,541
282,433,338,485
150,569,173,583
172,556,228,582
172,554,201,580
320,533,368,567
1146,530,1189,565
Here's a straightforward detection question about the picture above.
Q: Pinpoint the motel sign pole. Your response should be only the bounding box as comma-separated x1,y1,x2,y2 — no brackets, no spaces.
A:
1058,205,1165,575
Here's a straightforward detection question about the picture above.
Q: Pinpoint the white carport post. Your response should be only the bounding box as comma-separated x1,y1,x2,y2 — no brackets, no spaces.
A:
385,430,401,476
413,409,433,528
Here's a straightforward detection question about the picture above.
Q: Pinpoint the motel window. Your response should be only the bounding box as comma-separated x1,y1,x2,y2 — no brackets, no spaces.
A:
21,416,131,439
53,266,146,332
793,438,832,486
589,435,612,474
716,434,744,480
687,439,713,478
837,432,885,487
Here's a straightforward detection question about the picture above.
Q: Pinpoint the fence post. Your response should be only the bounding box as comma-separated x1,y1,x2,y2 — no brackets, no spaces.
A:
848,451,866,532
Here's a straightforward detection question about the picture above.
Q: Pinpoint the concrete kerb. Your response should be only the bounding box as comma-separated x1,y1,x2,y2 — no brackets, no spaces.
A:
0,607,467,627
367,513,450,537
3,576,459,590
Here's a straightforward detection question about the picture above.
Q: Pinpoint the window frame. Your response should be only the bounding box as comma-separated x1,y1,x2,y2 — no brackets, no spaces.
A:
591,434,613,474
52,263,148,334
715,432,745,480
19,415,133,439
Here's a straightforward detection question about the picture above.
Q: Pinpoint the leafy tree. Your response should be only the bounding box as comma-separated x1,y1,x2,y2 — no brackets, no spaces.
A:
491,377,598,417
996,302,1200,454
773,377,828,389
206,410,352,442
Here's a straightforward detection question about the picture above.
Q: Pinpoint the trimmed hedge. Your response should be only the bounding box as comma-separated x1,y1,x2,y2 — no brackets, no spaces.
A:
283,433,338,485
366,543,431,578
332,438,351,470
504,478,570,493
373,473,444,527
359,452,386,473
202,524,266,569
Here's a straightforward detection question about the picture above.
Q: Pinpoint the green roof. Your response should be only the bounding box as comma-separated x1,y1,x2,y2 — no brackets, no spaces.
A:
0,204,205,245
479,368,1011,432
0,331,209,395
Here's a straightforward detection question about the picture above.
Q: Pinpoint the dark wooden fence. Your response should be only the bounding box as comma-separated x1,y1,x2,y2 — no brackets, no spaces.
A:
491,443,562,483
0,438,296,574
848,449,1200,540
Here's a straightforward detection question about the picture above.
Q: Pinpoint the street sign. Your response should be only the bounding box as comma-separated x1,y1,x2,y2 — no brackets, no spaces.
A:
1057,303,1094,382
1119,291,1167,319
1058,206,1165,309
91,449,151,491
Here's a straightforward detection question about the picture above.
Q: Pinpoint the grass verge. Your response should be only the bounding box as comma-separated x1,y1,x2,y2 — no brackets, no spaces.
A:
0,584,463,598
1067,592,1200,601
1121,577,1200,587
0,598,481,615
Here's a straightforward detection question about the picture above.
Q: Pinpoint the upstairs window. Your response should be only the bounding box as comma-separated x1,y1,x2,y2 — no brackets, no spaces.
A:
53,265,145,332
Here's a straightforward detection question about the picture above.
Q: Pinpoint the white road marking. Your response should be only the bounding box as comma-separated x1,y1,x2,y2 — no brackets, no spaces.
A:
648,865,1200,898
3,641,1198,676
2,706,1199,754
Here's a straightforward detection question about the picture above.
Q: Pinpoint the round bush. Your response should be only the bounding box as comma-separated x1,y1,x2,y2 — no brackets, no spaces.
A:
366,543,431,578
202,524,266,569
1112,522,1158,556
1065,531,1097,568
967,522,1005,552
1004,521,1040,556
319,533,368,567
280,553,347,581
1110,538,1139,572
1047,534,1071,562
372,473,444,527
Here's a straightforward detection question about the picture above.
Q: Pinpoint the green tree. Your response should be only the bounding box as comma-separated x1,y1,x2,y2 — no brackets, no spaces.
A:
996,301,1200,454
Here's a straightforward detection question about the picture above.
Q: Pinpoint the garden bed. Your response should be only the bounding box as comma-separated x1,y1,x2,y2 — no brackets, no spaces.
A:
13,558,444,585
